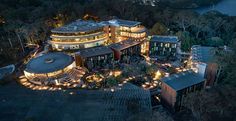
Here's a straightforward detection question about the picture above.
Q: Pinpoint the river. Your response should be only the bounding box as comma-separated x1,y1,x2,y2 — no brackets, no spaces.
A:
195,0,236,16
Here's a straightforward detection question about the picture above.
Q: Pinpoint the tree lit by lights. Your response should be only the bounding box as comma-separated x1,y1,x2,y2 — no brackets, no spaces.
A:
0,16,5,25
83,14,99,21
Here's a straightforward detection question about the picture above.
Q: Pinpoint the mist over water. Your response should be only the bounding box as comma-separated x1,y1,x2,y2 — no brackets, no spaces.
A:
196,0,236,16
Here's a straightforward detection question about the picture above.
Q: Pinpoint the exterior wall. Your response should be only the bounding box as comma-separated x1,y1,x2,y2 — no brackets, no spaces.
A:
192,61,219,87
161,83,177,112
149,41,178,60
141,40,149,55
175,82,205,111
120,44,141,62
24,61,75,84
74,54,85,67
161,81,205,112
110,43,141,62
104,26,117,43
196,62,207,77
85,53,114,70
111,49,121,60
75,53,114,70
205,63,218,87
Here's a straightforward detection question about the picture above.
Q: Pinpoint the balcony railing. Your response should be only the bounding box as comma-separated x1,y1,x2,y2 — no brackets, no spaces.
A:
51,36,107,45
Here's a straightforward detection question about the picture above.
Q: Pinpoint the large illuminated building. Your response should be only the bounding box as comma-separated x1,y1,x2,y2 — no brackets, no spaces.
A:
24,52,85,87
50,20,107,51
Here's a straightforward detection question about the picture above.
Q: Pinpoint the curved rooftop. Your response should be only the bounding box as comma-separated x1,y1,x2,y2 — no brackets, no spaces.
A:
25,53,73,74
51,20,103,33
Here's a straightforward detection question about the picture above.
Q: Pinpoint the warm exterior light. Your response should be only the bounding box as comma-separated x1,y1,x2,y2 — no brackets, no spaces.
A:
109,71,113,76
113,71,122,77
153,70,162,80
55,79,59,85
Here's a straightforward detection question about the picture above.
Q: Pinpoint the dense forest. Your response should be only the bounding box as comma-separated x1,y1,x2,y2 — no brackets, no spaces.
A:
1,0,235,65
0,0,236,120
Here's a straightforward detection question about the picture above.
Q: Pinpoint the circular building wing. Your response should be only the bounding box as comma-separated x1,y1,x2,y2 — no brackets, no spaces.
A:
25,52,73,74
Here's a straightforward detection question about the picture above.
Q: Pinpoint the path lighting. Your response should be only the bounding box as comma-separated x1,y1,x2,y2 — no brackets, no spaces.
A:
114,71,122,77
142,84,146,88
118,84,123,87
109,71,113,76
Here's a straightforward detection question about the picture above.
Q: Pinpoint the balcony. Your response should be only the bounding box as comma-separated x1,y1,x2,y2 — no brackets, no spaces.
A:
51,36,107,45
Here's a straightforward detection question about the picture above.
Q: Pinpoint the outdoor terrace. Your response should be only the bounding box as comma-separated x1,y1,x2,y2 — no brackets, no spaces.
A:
109,39,141,51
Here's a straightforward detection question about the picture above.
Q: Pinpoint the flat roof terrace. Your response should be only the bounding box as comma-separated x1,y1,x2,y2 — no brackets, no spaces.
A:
109,40,141,51
162,71,205,91
51,20,104,33
151,35,179,43
76,46,113,58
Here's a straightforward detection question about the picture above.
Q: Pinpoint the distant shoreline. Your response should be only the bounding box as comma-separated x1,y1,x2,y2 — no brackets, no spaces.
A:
158,0,222,9
159,0,236,16
195,0,236,16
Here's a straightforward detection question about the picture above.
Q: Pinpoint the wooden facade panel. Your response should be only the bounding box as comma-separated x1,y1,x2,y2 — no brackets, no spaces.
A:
205,63,218,86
